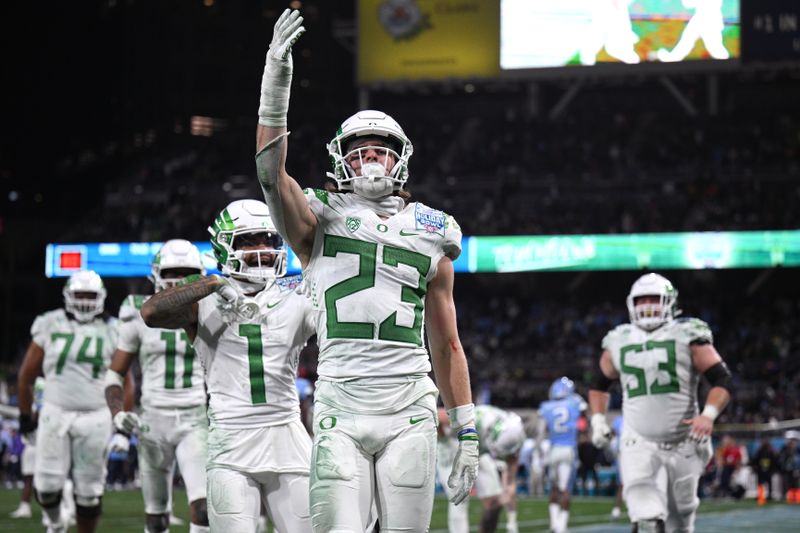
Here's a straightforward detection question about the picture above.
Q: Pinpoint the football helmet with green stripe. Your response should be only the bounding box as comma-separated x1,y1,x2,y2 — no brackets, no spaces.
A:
208,199,287,285
150,239,205,292
326,110,413,198
626,273,680,331
63,270,106,322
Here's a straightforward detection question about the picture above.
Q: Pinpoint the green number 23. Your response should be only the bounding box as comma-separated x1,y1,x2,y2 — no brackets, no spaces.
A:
323,234,431,346
620,340,679,398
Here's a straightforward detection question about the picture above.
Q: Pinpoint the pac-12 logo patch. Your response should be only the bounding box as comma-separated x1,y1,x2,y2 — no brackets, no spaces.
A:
346,216,361,233
414,204,445,235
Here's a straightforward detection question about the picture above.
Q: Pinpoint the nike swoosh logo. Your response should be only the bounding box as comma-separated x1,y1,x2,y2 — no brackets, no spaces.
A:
399,230,421,236
409,416,427,425
266,300,280,309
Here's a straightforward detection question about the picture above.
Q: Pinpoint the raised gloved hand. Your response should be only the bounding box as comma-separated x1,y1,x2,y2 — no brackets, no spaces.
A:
108,432,130,454
214,275,260,322
447,404,480,505
259,9,305,127
113,411,140,434
591,413,612,449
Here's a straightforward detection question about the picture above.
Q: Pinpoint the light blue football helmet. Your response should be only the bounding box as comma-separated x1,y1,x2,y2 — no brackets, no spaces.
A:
549,377,575,400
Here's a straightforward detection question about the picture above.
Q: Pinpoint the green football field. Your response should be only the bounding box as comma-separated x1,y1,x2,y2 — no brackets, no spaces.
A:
1,490,797,532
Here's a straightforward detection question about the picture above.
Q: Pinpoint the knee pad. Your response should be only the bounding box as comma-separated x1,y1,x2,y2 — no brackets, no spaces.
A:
34,490,62,509
190,498,209,526
314,433,355,481
146,513,170,533
673,474,700,515
387,434,430,489
75,495,102,519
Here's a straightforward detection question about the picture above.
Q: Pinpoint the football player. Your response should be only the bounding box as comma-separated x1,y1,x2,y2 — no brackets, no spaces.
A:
253,9,479,531
17,270,116,533
141,200,315,532
104,239,209,533
589,273,732,533
538,377,587,533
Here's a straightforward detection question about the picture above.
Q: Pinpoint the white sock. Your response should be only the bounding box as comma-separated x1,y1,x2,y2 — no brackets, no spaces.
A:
189,524,210,533
558,509,570,532
507,509,517,525
449,501,470,533
549,503,560,530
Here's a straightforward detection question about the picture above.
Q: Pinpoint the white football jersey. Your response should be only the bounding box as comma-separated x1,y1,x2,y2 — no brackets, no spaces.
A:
303,189,462,381
194,276,315,429
602,318,714,442
475,404,511,454
117,295,206,410
31,309,116,411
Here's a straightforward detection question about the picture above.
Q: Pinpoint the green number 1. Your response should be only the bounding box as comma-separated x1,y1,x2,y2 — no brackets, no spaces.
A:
161,331,196,389
238,324,266,405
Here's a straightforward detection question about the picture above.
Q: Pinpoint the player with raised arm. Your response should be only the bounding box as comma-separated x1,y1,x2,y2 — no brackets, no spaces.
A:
538,377,586,533
104,239,209,533
254,9,479,531
589,273,732,533
141,200,315,532
17,270,116,533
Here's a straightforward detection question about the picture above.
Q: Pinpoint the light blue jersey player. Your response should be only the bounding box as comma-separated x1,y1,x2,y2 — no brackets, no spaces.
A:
538,377,586,533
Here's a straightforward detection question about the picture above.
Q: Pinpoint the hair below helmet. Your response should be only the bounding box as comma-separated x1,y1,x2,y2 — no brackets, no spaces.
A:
208,199,287,286
326,110,413,197
549,377,575,400
150,239,206,292
63,270,106,322
626,273,679,331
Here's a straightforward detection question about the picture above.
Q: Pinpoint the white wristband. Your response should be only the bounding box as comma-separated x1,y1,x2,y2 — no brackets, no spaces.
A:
701,404,720,420
103,369,124,389
447,403,475,430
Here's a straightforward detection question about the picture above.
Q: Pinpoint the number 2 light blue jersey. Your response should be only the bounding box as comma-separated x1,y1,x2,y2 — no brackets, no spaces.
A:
538,394,586,447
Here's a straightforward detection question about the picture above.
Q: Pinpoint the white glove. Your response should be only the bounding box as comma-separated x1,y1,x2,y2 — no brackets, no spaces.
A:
108,433,130,454
591,413,612,449
259,9,305,127
447,404,480,505
214,276,261,322
113,411,140,434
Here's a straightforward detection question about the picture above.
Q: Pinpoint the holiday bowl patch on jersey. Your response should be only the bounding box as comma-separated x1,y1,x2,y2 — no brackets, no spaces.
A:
414,204,445,235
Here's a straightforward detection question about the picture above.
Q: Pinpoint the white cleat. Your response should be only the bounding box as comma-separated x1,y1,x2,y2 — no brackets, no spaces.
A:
611,506,621,520
169,513,186,526
9,502,32,518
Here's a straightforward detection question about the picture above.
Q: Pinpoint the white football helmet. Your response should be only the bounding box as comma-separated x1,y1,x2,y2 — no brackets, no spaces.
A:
326,110,413,199
63,270,106,322
208,199,287,286
626,273,680,331
149,239,206,292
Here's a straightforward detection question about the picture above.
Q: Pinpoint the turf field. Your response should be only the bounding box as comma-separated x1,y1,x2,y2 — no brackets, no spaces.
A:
2,490,798,532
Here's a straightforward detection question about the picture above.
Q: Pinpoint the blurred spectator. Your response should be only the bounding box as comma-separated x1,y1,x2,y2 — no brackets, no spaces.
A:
778,431,800,500
718,435,744,498
751,437,779,500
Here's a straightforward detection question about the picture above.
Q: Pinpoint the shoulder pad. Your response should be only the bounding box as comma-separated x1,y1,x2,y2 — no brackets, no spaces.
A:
304,188,330,206
676,317,713,344
119,295,147,322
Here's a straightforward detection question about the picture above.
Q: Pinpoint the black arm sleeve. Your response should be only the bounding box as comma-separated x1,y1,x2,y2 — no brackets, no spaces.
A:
703,361,732,390
590,371,614,391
